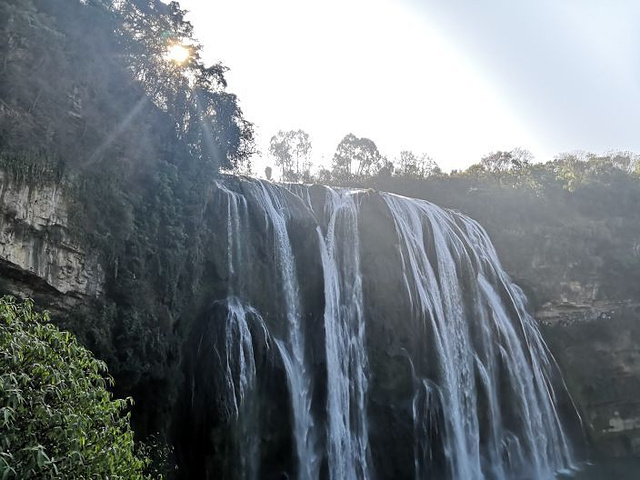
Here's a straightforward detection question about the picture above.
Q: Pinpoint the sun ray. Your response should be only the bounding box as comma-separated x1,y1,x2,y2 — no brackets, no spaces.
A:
166,44,190,64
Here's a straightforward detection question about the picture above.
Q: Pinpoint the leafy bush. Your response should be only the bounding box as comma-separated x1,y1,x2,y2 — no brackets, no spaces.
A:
0,296,154,479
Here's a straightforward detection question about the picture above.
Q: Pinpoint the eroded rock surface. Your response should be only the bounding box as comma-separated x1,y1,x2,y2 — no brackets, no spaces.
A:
539,299,640,457
0,172,104,308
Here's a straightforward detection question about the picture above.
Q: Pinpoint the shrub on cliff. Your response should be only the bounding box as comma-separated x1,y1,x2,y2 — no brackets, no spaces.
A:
0,296,154,479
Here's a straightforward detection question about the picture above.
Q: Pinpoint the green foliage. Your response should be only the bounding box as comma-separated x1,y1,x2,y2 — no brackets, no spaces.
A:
136,434,175,479
0,296,154,479
0,0,254,173
362,148,640,304
550,151,640,191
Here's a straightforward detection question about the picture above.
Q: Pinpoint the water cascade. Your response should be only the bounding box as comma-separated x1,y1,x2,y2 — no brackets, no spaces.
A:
178,178,579,480
316,189,370,479
383,194,574,479
240,181,320,479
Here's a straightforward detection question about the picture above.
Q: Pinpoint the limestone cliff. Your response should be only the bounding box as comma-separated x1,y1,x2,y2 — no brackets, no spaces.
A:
478,214,640,459
0,172,104,311
538,299,640,458
370,175,640,461
1,170,638,467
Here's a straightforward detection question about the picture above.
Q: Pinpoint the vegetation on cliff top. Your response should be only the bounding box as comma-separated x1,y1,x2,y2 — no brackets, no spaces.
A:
268,127,640,304
0,0,254,174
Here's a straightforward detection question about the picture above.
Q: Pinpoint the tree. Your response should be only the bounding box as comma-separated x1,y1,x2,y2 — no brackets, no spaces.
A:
268,129,312,181
0,0,254,173
316,167,333,184
551,151,594,191
377,158,395,178
185,85,254,170
290,130,312,179
264,166,273,180
606,151,640,174
479,148,533,173
114,0,255,171
332,133,382,180
550,150,640,191
395,150,440,179
0,297,153,479
269,131,294,181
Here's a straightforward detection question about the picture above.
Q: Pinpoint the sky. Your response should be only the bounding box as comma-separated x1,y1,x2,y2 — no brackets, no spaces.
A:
172,0,640,175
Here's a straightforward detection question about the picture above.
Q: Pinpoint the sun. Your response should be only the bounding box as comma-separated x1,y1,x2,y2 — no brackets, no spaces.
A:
166,44,190,64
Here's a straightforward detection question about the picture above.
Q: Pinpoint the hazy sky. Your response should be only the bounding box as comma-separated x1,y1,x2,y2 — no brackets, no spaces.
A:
174,0,640,174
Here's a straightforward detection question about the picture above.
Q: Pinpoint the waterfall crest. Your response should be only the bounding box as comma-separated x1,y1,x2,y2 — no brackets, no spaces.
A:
181,179,578,480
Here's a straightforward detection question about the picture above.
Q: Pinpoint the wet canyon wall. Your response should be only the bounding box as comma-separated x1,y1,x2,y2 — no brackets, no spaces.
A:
0,173,592,478
358,174,640,462
173,179,578,479
384,178,640,461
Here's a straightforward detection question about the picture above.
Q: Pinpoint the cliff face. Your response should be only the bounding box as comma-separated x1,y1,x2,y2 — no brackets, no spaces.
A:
478,212,640,459
0,171,637,467
538,300,640,457
176,180,577,478
371,175,640,461
0,172,104,311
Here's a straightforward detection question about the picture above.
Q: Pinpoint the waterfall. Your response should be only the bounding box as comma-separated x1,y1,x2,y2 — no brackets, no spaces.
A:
217,182,250,296
243,180,320,480
189,179,578,480
198,184,265,479
382,193,575,479
218,298,265,479
316,188,370,479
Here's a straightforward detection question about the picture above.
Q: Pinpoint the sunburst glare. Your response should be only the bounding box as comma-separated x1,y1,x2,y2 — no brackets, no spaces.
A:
166,43,190,64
